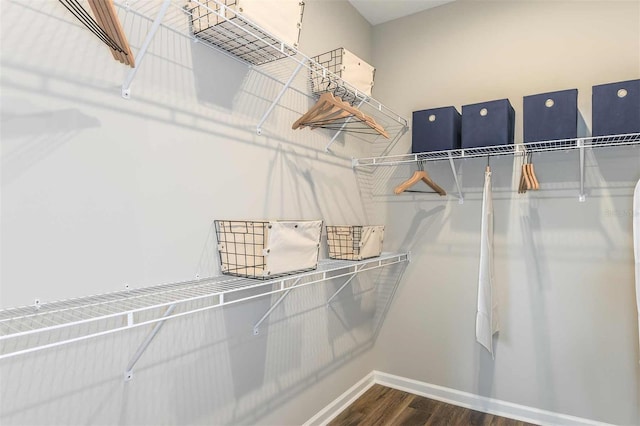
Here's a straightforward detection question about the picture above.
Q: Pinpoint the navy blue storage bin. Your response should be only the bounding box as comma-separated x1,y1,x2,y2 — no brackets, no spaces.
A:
412,107,461,152
523,89,578,142
592,79,640,136
461,99,515,148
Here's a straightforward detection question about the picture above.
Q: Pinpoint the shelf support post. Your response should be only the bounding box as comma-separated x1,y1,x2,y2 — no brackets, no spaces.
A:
326,264,366,305
253,277,301,335
121,0,171,99
578,138,586,202
447,152,464,204
256,59,307,135
124,303,176,381
325,97,367,153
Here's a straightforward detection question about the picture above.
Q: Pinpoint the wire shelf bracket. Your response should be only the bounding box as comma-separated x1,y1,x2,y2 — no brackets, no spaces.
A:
256,59,307,135
578,138,586,202
447,151,464,204
252,277,301,335
121,0,172,99
326,263,366,305
124,303,176,381
325,97,366,153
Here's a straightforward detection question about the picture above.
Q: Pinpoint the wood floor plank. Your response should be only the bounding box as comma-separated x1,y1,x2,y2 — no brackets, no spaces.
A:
393,406,433,425
408,395,443,414
329,385,538,426
357,388,415,426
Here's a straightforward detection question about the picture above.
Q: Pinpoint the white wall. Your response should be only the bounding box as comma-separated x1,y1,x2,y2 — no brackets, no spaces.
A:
0,1,393,424
370,1,640,424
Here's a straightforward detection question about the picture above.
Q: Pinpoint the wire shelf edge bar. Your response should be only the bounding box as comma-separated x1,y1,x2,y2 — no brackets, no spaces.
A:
353,133,640,167
0,253,409,360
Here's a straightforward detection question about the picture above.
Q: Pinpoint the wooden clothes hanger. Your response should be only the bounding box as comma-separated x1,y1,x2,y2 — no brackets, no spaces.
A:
394,161,446,196
295,98,353,129
528,153,540,190
87,0,135,67
518,152,539,193
293,92,389,138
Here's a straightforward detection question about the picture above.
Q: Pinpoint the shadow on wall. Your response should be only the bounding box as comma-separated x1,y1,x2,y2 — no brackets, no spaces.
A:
0,262,407,425
397,205,446,253
1,99,101,184
518,199,555,409
191,42,249,111
0,2,357,170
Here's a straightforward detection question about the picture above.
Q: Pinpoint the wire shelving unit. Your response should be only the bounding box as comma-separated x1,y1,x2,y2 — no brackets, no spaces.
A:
353,133,640,202
0,252,409,378
112,0,409,149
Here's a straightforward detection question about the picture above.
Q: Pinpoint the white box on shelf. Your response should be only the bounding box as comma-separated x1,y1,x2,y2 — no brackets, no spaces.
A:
326,225,384,261
187,0,304,50
310,48,376,97
215,220,322,279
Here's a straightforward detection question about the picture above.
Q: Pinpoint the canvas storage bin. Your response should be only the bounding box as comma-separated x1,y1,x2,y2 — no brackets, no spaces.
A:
187,0,304,62
523,89,579,142
412,106,462,153
592,79,640,136
326,225,384,261
462,98,515,148
215,220,322,279
310,48,375,97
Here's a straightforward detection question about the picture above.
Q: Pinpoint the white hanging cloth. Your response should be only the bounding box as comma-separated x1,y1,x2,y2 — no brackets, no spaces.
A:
476,166,499,358
634,179,640,361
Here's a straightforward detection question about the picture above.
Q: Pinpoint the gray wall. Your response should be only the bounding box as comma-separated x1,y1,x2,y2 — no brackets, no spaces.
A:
370,1,640,424
0,1,390,424
3,1,640,425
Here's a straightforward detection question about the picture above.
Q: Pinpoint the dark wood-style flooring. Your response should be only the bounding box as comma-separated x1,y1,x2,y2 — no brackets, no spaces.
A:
328,384,537,426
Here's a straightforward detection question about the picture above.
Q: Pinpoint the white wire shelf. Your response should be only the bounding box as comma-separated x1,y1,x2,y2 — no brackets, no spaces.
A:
0,253,409,361
353,133,640,167
353,133,640,203
113,0,409,146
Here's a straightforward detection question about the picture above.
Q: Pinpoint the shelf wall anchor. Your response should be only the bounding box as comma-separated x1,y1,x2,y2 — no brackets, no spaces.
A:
253,277,302,335
121,0,171,99
256,59,307,135
124,303,176,381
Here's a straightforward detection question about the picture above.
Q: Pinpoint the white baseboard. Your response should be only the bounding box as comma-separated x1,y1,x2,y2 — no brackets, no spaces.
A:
305,370,615,426
303,371,375,426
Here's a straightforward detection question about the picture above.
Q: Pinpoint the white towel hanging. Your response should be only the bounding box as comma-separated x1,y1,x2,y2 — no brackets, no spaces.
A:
634,179,640,362
476,166,499,358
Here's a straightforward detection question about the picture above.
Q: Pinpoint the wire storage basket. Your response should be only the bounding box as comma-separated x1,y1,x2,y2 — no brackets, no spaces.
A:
310,48,376,97
326,225,384,261
215,220,323,279
186,0,304,65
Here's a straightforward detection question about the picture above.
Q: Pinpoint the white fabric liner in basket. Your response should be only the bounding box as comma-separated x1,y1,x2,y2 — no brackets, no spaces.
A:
267,220,322,276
